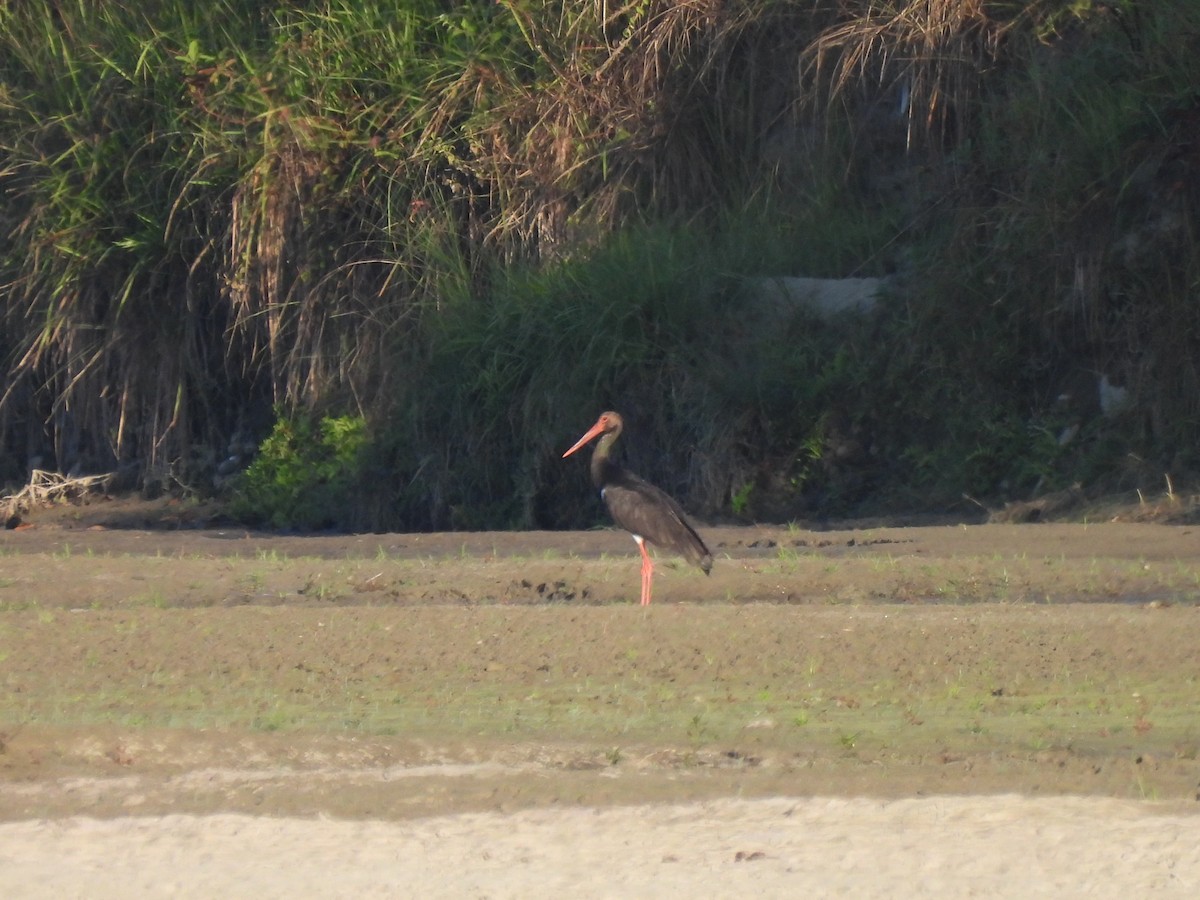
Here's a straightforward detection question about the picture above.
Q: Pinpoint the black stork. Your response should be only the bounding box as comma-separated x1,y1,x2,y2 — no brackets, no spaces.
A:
562,411,712,606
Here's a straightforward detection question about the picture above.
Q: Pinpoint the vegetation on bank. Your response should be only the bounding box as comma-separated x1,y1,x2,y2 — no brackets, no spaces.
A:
1,1,1198,530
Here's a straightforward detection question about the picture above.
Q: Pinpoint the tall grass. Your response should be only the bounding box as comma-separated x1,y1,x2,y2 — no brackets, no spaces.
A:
370,210,840,529
2,1,1198,527
793,0,1200,501
0,2,509,485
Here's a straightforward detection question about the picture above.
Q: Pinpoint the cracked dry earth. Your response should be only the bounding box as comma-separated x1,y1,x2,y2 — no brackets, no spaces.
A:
2,498,1200,897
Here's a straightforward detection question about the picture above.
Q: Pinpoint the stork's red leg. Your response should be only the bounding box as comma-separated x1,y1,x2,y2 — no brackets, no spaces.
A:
635,536,654,606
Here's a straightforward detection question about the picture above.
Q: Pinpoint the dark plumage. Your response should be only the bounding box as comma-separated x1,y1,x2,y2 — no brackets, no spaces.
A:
563,411,712,605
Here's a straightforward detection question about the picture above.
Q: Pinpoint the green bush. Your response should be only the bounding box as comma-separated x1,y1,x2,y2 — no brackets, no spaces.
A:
232,413,367,530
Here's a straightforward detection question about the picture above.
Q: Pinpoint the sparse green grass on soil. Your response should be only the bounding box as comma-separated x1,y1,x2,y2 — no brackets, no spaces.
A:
2,513,1199,821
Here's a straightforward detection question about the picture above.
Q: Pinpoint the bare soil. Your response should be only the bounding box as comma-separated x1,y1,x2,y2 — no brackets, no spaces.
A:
2,495,1200,896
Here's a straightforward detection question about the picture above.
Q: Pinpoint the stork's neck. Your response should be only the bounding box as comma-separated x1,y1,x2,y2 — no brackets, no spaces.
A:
590,429,621,488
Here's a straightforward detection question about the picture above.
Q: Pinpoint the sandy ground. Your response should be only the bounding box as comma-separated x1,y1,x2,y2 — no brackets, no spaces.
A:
2,496,1200,896
2,796,1199,898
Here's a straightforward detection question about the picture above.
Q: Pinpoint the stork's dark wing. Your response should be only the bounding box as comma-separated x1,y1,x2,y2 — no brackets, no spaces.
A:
602,468,712,573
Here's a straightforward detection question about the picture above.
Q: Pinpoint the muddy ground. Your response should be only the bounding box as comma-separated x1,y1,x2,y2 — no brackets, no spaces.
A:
1,496,1199,895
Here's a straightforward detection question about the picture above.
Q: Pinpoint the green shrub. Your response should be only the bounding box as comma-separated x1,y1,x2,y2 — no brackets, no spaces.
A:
232,413,367,530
